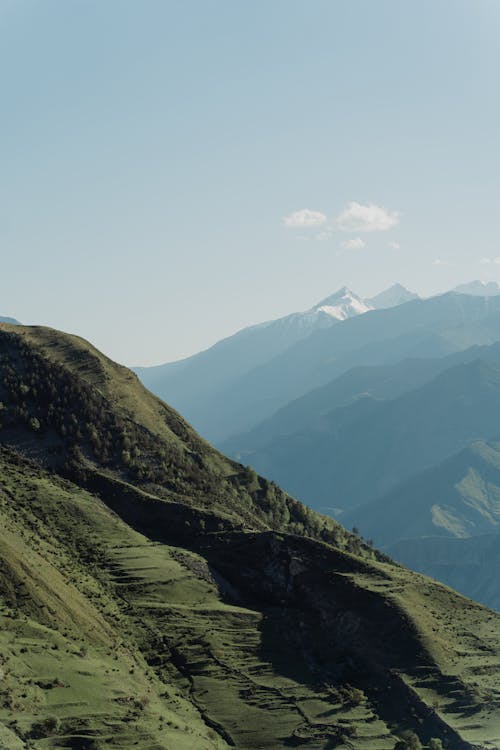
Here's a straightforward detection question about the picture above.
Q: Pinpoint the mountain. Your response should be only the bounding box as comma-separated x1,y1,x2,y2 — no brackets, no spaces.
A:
222,341,500,458
134,287,368,431
148,291,500,444
310,286,373,320
223,356,500,519
344,439,500,548
133,287,390,443
387,531,500,612
201,292,500,444
342,438,500,611
453,280,500,296
366,283,419,309
0,316,19,324
1,321,500,749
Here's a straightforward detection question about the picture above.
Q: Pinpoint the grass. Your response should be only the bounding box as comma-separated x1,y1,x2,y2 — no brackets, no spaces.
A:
0,324,499,748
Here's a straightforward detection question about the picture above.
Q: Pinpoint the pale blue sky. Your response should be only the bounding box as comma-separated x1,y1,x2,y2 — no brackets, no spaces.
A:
1,0,500,365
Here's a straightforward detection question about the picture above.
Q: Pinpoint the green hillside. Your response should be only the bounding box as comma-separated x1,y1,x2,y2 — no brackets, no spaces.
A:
0,323,499,749
387,532,500,612
346,439,500,546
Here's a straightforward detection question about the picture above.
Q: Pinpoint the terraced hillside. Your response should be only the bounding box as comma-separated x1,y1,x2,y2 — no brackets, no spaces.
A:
0,323,499,749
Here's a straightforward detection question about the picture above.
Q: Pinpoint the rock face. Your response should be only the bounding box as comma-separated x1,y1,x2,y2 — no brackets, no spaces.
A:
0,322,499,749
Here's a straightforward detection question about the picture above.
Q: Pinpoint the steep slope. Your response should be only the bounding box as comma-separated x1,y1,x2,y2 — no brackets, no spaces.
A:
1,449,500,750
0,323,499,748
0,322,360,553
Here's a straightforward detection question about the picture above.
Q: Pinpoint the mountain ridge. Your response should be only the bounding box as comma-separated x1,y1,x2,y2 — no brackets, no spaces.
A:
0,322,499,748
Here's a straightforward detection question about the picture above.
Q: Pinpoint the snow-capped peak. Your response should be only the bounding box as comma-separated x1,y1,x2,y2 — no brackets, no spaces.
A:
311,287,373,321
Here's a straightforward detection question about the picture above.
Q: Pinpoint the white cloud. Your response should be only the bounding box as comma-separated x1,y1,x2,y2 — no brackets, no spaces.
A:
341,237,365,250
388,241,400,250
335,201,399,232
283,208,327,228
480,257,500,265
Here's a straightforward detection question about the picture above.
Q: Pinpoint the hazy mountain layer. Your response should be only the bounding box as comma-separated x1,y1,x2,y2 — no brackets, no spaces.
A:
222,340,500,458
134,287,369,435
223,357,500,517
366,283,419,309
345,439,500,546
387,531,500,612
136,285,435,443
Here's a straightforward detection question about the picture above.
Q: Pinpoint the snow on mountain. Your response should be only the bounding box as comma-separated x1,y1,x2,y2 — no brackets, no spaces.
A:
366,283,419,310
453,281,500,297
310,287,373,321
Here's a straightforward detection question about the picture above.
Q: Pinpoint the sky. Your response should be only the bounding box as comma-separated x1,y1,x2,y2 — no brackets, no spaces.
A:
1,0,500,365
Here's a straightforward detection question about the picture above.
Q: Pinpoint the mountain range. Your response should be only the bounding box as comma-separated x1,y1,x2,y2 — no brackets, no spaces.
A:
136,282,500,444
134,284,417,441
1,322,499,748
134,281,500,612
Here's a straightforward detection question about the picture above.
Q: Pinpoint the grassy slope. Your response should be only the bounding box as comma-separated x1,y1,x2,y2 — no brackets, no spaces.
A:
346,439,500,546
0,325,499,748
0,323,368,557
1,448,500,749
387,532,500,612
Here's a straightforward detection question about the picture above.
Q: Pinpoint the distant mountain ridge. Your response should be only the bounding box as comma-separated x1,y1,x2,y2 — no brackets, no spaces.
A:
366,282,419,309
453,280,500,296
225,355,500,515
134,283,428,441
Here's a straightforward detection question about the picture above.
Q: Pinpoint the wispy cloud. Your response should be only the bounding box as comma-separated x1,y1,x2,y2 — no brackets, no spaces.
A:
433,258,455,267
388,241,400,250
480,257,500,265
335,202,399,232
341,237,365,250
283,209,327,228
